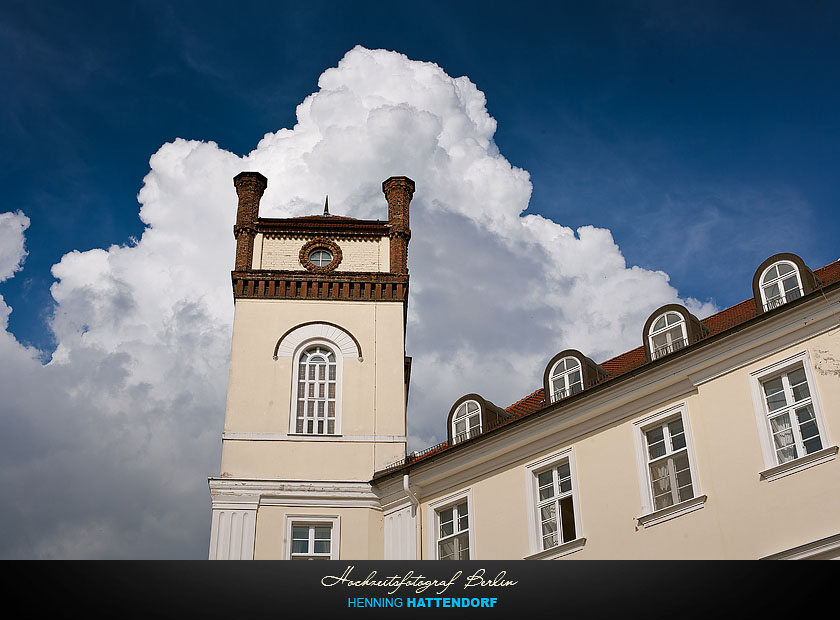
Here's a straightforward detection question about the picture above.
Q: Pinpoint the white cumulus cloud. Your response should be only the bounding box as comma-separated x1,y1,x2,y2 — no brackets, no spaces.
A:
0,46,714,558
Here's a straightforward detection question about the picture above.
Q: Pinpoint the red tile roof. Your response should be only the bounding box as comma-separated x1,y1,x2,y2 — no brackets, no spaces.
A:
374,259,840,478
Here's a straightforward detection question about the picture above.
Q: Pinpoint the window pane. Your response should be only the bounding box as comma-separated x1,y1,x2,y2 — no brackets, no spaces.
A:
646,426,666,459
672,452,693,502
292,540,308,554
457,505,469,531
313,540,330,554
763,282,780,300
649,460,673,510
438,539,455,560
540,505,558,549
560,496,576,542
763,377,786,411
777,262,794,276
669,419,686,450
762,266,779,283
455,533,470,560
653,316,666,331
796,406,822,454
770,413,797,463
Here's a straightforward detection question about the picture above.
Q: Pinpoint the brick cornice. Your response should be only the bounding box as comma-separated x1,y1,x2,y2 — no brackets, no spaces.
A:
232,270,409,303
256,217,389,238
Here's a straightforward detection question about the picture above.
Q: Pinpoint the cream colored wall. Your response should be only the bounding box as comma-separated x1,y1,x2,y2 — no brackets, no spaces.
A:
256,235,390,272
415,328,840,559
220,298,407,480
254,505,384,560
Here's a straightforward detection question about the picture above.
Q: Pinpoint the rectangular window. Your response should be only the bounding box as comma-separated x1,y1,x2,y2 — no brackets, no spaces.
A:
759,363,824,465
535,461,577,550
749,352,836,480
524,448,585,558
284,515,339,560
437,501,470,560
290,524,332,560
633,404,705,525
644,417,694,510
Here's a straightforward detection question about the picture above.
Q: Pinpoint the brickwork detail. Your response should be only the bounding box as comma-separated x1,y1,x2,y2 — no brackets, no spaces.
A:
260,236,388,272
382,176,415,275
299,238,343,273
232,271,409,303
233,172,268,271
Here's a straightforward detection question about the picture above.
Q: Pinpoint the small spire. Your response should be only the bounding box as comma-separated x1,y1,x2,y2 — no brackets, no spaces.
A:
323,195,330,216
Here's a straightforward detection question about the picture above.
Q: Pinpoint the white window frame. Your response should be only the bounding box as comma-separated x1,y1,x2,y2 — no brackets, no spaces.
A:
759,260,804,311
749,350,835,481
451,400,482,445
283,514,340,560
309,249,333,267
524,447,585,559
427,489,475,560
548,357,584,403
289,339,343,436
632,404,706,527
648,311,689,360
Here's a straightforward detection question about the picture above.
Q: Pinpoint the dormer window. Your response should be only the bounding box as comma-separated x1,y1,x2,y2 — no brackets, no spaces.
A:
648,312,688,360
452,400,481,444
549,357,583,403
760,261,803,311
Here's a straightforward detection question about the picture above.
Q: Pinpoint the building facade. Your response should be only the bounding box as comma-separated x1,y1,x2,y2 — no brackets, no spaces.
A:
208,173,840,560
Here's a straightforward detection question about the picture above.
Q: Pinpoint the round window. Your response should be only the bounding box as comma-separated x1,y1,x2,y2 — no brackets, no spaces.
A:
309,249,333,267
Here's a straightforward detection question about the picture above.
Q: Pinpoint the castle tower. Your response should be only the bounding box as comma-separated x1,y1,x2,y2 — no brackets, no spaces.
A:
208,173,415,560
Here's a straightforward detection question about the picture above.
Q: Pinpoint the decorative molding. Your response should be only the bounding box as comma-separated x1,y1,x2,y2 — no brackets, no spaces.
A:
208,506,257,560
299,238,343,273
524,537,586,560
274,321,362,360
758,446,838,481
209,478,381,510
232,270,409,302
760,531,840,560
222,432,406,443
636,495,707,528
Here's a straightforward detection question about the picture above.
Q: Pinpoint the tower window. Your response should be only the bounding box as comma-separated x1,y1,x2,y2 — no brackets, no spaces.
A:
760,261,803,311
309,249,333,267
295,345,338,435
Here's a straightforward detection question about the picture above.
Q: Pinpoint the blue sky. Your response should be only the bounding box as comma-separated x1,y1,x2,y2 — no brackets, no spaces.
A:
4,0,838,350
1,1,839,558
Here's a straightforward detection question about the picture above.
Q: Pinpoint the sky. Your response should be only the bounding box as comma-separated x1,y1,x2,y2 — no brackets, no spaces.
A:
1,1,838,558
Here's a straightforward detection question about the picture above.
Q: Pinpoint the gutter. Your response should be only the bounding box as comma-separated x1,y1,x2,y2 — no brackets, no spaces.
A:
403,474,422,560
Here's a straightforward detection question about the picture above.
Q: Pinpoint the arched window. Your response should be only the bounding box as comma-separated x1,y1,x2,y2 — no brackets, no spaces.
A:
293,344,339,435
648,312,688,360
452,400,481,444
759,261,803,311
549,357,583,402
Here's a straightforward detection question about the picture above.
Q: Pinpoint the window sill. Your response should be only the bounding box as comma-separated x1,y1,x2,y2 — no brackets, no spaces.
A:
636,495,707,528
759,446,838,482
524,537,586,560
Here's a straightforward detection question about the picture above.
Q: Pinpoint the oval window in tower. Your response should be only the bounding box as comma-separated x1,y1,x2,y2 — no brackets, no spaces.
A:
309,249,333,267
